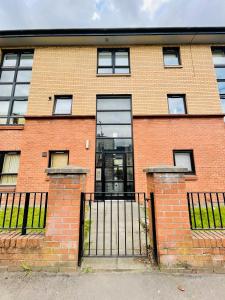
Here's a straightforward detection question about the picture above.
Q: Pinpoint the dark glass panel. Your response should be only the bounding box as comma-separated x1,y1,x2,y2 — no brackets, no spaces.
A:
218,82,225,94
96,153,103,167
12,100,27,115
97,98,130,111
97,125,131,138
96,139,132,152
19,53,33,67
97,111,131,124
17,70,32,82
105,182,124,193
0,84,13,97
0,71,15,82
2,54,17,67
14,84,30,97
127,167,134,180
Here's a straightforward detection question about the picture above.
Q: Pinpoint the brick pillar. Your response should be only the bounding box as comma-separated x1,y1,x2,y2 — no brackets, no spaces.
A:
45,166,88,272
144,166,193,269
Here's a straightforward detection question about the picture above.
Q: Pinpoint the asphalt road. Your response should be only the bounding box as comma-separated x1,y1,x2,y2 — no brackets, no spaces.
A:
0,271,225,300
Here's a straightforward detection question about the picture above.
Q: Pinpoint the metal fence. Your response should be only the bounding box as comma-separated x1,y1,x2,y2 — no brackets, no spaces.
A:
187,192,225,230
78,192,149,264
0,192,48,235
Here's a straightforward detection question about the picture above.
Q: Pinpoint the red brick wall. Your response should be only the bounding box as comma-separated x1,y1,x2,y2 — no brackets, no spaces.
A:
134,117,225,193
0,116,224,194
0,118,95,192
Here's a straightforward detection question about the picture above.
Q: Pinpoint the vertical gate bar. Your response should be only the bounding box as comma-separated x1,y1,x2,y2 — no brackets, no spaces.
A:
117,197,119,256
88,194,92,256
204,193,210,228
22,193,30,235
197,193,204,229
78,192,85,266
43,193,48,229
103,198,105,256
110,195,112,256
9,193,15,229
38,193,43,228
216,193,223,228
16,193,22,228
144,193,148,256
187,193,193,229
31,193,37,228
131,196,134,255
96,196,99,255
124,196,127,256
209,193,216,228
2,193,9,228
190,193,197,228
137,193,142,255
150,192,158,263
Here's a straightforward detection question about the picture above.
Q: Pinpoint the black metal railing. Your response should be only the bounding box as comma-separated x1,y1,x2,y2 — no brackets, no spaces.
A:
0,192,48,235
78,192,149,265
187,192,225,230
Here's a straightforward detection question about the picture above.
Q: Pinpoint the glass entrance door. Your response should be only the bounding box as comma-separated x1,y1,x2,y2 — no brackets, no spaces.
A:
103,152,126,194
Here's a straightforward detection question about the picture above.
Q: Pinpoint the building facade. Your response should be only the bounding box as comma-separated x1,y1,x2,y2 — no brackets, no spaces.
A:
0,27,225,195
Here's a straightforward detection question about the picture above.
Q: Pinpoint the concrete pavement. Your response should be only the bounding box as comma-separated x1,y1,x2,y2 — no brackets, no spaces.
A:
0,271,225,300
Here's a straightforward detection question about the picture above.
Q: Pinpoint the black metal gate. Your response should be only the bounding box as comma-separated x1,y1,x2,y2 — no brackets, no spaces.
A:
78,192,154,266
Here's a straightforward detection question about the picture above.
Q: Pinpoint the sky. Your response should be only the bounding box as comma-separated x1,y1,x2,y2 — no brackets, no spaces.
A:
0,0,225,30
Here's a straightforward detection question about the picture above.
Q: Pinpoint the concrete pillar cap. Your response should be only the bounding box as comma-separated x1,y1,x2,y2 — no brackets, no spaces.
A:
46,165,89,175
143,165,188,173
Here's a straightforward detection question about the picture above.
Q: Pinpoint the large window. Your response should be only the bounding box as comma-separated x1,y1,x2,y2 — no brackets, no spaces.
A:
173,150,195,174
97,49,130,74
168,95,187,114
163,47,181,66
0,152,20,185
49,151,69,168
0,51,33,125
95,96,134,195
212,47,225,112
53,96,72,115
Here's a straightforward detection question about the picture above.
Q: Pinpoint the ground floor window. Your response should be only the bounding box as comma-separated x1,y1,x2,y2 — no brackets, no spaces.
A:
49,151,69,168
95,95,134,196
0,151,20,185
173,150,195,174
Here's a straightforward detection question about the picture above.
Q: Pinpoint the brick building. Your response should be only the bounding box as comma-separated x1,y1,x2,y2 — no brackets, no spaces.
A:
0,27,225,195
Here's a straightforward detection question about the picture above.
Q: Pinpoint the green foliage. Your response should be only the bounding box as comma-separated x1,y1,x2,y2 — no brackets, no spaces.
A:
0,207,45,233
191,206,225,229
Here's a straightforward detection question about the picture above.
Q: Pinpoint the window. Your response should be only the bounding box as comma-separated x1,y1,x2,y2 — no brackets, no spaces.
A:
212,47,225,113
49,151,69,168
0,51,33,125
0,152,20,185
168,95,187,114
173,150,195,174
97,49,130,74
163,47,181,66
53,96,72,115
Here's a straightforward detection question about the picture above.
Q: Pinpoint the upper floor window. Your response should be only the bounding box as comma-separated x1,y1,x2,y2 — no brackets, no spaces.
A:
167,95,187,114
0,151,20,185
53,95,72,115
49,151,69,168
212,47,225,113
97,49,130,74
0,51,33,125
173,150,195,174
163,47,181,66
